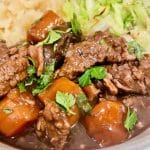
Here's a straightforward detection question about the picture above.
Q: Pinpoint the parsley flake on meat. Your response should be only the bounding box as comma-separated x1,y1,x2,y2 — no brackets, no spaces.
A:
76,93,92,114
27,65,36,76
32,61,55,96
18,82,26,93
78,70,91,87
55,91,76,115
124,107,138,131
38,30,61,46
79,66,107,87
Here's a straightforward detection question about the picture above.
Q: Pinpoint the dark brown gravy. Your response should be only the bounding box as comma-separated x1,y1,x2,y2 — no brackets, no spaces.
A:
0,95,150,150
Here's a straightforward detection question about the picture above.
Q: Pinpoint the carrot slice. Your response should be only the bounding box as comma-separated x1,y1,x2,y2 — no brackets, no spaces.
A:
84,100,128,146
27,10,64,43
0,89,39,137
38,77,83,126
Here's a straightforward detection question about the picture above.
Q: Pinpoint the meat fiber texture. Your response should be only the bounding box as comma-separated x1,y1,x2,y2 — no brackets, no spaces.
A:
57,31,136,79
104,55,150,96
36,101,70,150
0,41,28,96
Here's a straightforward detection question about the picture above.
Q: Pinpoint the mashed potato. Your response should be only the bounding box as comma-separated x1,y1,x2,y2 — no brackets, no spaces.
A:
0,0,64,46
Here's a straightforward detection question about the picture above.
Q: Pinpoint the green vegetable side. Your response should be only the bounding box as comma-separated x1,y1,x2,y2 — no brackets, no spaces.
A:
62,0,150,51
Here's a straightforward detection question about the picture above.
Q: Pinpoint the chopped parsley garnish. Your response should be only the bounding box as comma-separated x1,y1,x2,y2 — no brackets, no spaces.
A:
18,82,26,93
27,65,36,76
18,59,55,96
24,63,37,87
38,30,61,46
128,41,145,60
124,107,138,131
76,93,92,114
78,70,92,87
55,91,76,115
2,109,13,115
78,66,107,87
32,61,55,96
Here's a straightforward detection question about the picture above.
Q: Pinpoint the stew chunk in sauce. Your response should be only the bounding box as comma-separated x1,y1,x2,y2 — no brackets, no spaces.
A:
0,88,39,137
84,100,128,147
0,8,149,150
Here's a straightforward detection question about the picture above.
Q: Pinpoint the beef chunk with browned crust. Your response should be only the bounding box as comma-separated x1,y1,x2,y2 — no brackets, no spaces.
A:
102,55,150,95
36,101,71,150
57,31,136,79
43,32,78,67
0,42,28,96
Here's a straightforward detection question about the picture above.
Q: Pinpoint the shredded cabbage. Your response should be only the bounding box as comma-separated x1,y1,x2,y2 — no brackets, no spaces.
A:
62,0,150,51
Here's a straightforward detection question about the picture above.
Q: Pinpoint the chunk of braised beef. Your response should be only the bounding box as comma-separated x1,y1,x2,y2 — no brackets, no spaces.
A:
36,101,71,150
83,84,100,102
0,40,10,65
57,31,136,79
43,32,79,68
103,55,150,96
0,45,28,97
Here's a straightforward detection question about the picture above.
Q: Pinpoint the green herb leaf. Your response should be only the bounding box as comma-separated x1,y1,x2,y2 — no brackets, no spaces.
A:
45,60,55,73
32,88,45,96
76,93,92,114
24,61,37,87
32,73,53,96
32,74,51,96
18,82,26,93
27,65,36,76
78,70,91,87
128,41,145,60
45,30,61,45
124,107,138,131
55,91,76,115
2,108,13,115
90,66,107,80
38,30,61,46
71,13,81,35
22,60,55,96
78,66,107,87
32,62,55,96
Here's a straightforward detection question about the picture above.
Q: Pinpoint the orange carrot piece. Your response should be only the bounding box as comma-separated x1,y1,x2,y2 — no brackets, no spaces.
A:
0,89,39,137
